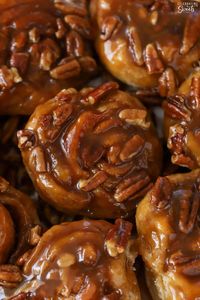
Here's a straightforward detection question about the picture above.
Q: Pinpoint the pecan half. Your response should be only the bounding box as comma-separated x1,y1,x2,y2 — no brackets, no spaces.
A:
66,30,85,57
158,68,177,97
0,265,22,288
163,95,191,121
100,16,122,41
81,82,119,105
189,76,200,110
119,135,145,162
128,26,144,66
114,173,151,202
64,15,91,39
151,177,172,209
144,43,164,74
10,53,29,75
119,108,150,129
50,57,81,79
78,171,108,192
179,189,199,234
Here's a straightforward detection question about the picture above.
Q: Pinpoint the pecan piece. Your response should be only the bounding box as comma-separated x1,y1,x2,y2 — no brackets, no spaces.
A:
158,68,177,97
17,130,36,150
100,16,122,41
180,15,200,55
10,52,29,75
28,225,42,246
119,135,145,162
81,82,119,105
144,43,164,74
0,265,22,288
114,173,151,202
189,76,200,110
179,190,199,234
105,219,132,257
119,108,150,129
78,171,108,192
55,18,67,39
0,66,22,89
128,26,144,66
66,30,85,57
78,243,98,266
64,15,91,39
29,27,40,43
151,177,172,209
163,95,191,121
54,1,87,16
50,57,81,79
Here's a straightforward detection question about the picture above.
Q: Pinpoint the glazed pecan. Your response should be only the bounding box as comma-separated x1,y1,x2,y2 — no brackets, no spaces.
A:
163,95,191,121
100,16,122,41
144,43,164,74
151,176,172,209
128,26,144,66
179,189,199,234
158,68,177,97
0,265,22,288
105,219,132,257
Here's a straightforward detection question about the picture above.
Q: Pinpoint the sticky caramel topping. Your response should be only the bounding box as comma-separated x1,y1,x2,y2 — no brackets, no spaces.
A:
0,0,97,115
18,83,162,218
6,219,139,299
150,171,200,281
164,72,200,169
92,0,200,90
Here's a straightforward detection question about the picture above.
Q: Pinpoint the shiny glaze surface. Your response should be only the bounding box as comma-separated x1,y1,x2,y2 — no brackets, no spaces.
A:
18,82,162,218
91,0,200,90
0,0,96,115
5,219,141,300
136,169,200,300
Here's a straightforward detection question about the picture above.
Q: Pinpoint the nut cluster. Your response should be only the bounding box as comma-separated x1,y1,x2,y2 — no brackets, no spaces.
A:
18,82,162,218
0,0,97,115
164,71,200,169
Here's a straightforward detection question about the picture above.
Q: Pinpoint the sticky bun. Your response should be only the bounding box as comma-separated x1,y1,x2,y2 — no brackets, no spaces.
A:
0,177,40,270
136,169,200,300
4,219,141,300
0,0,97,115
164,70,200,169
17,82,162,218
91,0,200,92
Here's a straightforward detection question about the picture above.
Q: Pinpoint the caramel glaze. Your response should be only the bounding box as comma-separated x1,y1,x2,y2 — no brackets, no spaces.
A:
17,82,162,218
0,177,39,265
91,0,200,91
136,169,200,300
0,0,97,115
164,70,200,169
6,219,141,300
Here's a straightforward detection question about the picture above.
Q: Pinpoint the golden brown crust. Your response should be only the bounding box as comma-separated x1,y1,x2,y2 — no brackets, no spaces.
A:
6,219,141,300
136,169,200,300
0,0,97,115
17,82,162,218
91,0,200,91
164,70,200,168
